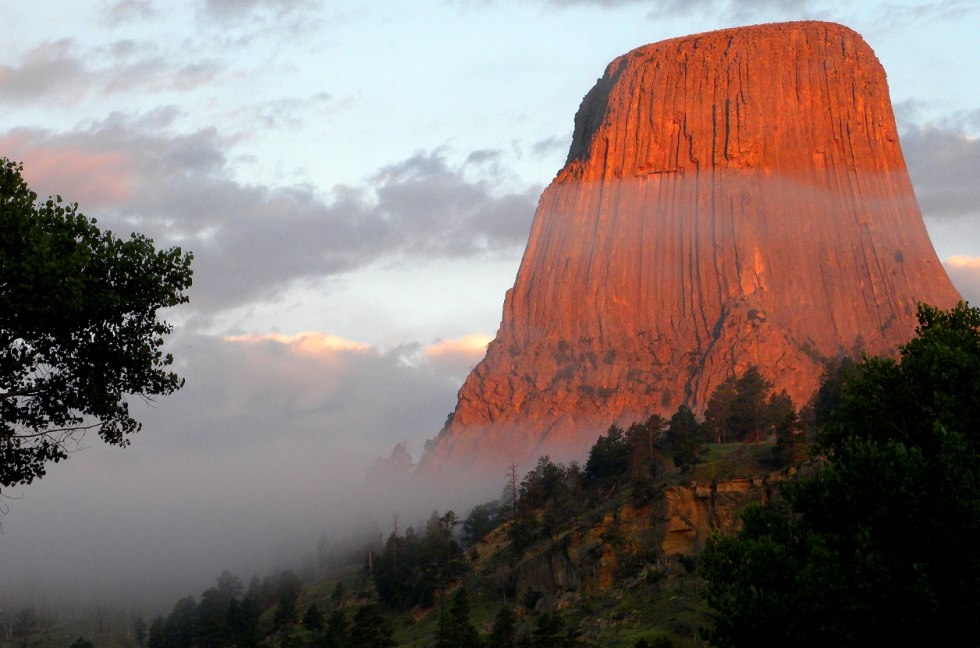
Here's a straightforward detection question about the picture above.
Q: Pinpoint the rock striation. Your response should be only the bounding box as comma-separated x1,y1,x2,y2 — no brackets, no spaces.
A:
420,21,960,475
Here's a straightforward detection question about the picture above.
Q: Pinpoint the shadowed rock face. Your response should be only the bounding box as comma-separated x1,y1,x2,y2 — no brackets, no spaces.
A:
420,21,960,475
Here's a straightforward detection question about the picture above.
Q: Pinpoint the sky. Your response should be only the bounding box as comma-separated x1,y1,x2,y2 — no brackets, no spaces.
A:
1,0,979,613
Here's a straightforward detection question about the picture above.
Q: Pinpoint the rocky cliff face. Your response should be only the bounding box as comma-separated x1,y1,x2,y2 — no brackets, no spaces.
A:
421,21,960,475
474,466,807,611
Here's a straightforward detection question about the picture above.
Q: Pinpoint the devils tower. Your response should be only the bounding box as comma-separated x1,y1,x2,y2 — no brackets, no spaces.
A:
420,21,960,475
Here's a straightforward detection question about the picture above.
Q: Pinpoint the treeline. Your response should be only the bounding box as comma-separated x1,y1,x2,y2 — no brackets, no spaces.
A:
144,361,842,647
145,569,366,648
479,363,829,556
700,303,980,646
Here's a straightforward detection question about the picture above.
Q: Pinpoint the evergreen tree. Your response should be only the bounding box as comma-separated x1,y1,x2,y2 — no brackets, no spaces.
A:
625,414,668,481
302,604,325,632
584,424,631,482
702,303,980,646
163,597,198,648
147,616,165,648
704,376,738,443
69,638,96,648
133,616,148,648
666,405,704,470
197,570,243,647
273,570,303,630
330,581,345,608
435,587,481,648
227,595,262,648
488,606,517,648
349,605,395,648
463,500,503,546
728,367,772,442
319,609,350,648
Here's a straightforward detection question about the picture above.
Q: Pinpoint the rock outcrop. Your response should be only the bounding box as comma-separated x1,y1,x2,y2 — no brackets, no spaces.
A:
478,466,808,609
421,21,960,475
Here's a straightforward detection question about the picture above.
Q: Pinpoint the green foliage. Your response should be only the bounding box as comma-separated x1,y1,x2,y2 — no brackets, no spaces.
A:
463,500,504,545
163,597,198,648
227,595,261,648
273,570,303,629
372,511,468,609
665,405,704,471
303,604,325,632
488,606,517,648
701,303,980,646
768,389,805,465
527,612,578,648
809,356,859,429
702,366,802,445
508,457,582,552
435,587,481,648
625,414,668,482
585,424,632,482
147,616,165,648
330,581,345,608
133,616,148,648
349,605,396,648
0,157,193,488
69,638,96,648
319,609,350,648
197,570,244,647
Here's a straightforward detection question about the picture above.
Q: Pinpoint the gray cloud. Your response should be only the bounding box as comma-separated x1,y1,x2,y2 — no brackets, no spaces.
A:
900,110,980,221
202,0,316,19
0,117,537,317
533,0,830,20
103,0,156,25
0,38,222,104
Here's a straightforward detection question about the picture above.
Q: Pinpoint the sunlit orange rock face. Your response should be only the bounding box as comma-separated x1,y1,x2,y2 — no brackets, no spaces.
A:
420,21,960,476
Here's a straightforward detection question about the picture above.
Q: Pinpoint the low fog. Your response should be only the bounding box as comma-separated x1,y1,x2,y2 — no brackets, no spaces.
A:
0,326,509,614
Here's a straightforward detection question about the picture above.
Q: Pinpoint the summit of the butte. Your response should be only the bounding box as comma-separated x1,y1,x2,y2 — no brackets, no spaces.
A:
419,21,960,475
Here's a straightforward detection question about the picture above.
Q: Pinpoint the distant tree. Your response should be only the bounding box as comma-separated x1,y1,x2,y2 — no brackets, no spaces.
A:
463,500,504,545
0,157,193,489
488,606,517,648
625,414,668,481
273,570,303,630
164,596,198,648
768,388,805,465
727,367,772,442
703,366,805,445
147,616,165,648
809,356,859,429
348,605,396,648
319,609,350,648
701,303,980,646
330,581,345,608
665,405,704,470
519,456,569,510
198,570,244,647
703,376,738,443
302,604,325,632
373,511,467,610
227,594,261,648
68,638,96,648
529,612,577,648
436,587,482,648
133,616,148,648
584,424,632,482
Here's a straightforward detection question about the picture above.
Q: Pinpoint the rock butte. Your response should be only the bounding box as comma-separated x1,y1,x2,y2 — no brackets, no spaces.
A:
419,21,960,476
